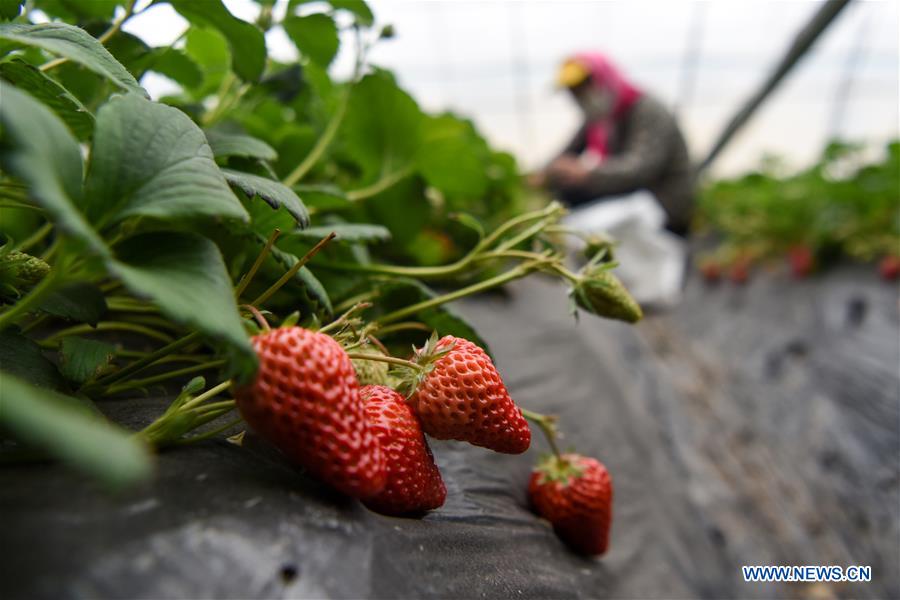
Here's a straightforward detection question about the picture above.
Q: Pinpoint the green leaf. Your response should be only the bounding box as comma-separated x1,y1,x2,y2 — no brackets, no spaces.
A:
288,0,373,26
292,184,351,211
0,373,153,488
291,223,390,243
222,169,308,228
0,23,146,96
328,0,373,26
0,59,94,139
58,337,116,384
84,93,250,228
107,232,255,376
0,327,66,390
36,0,119,21
417,114,489,199
0,82,107,256
0,0,23,21
283,13,339,67
184,26,230,95
343,71,423,181
169,0,266,82
145,47,203,89
206,130,277,162
39,282,108,326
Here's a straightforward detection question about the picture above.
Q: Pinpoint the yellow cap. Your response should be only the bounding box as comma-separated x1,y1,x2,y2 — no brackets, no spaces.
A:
556,59,590,89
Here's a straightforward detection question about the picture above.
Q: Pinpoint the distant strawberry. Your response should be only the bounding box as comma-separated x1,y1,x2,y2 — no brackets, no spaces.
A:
529,453,613,556
698,258,722,283
401,335,531,454
235,327,386,498
729,256,751,284
787,245,814,279
879,255,900,281
360,385,446,516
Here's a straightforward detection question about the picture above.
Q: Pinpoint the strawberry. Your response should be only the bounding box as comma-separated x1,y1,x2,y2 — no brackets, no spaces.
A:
402,335,531,454
698,258,722,283
234,327,386,498
787,245,814,279
729,256,751,284
529,453,613,556
360,385,446,516
879,255,900,281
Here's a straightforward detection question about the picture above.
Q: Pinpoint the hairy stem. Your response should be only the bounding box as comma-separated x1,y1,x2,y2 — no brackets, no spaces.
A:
345,165,415,202
250,232,335,307
102,360,227,396
91,332,202,388
234,228,281,299
40,321,173,347
345,352,424,372
375,260,543,325
521,407,561,458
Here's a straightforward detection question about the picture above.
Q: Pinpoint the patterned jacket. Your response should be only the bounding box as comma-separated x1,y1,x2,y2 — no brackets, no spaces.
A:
555,95,695,234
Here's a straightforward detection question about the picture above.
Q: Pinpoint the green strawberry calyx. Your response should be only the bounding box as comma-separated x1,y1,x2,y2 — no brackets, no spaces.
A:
534,453,586,487
393,331,455,398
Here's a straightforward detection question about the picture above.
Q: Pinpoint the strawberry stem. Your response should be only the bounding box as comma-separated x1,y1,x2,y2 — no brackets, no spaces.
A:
250,231,335,307
375,259,548,325
90,332,202,389
101,359,227,396
242,304,271,332
345,352,424,372
319,302,372,334
180,381,233,411
373,321,432,336
234,228,281,299
521,407,562,458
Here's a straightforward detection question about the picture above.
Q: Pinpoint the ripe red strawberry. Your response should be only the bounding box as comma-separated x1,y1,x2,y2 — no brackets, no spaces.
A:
698,258,722,283
787,245,814,278
529,453,613,556
235,327,386,498
403,335,531,454
729,257,750,284
360,385,446,516
879,255,900,280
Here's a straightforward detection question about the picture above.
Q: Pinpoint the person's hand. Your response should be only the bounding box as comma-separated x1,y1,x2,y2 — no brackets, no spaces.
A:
546,156,591,188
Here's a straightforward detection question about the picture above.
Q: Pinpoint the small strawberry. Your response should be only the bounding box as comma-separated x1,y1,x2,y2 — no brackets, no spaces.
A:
787,245,814,279
400,335,531,454
351,347,392,386
698,258,722,283
360,385,446,516
235,327,386,498
879,255,900,281
729,256,751,284
529,453,613,556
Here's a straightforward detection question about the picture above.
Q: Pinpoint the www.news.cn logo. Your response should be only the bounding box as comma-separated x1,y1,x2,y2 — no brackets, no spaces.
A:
742,565,872,583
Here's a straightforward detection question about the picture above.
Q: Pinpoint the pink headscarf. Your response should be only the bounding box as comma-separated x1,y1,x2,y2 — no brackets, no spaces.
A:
571,52,642,159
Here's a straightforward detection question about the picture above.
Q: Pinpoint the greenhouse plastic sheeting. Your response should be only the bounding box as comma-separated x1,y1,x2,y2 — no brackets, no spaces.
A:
2,266,898,599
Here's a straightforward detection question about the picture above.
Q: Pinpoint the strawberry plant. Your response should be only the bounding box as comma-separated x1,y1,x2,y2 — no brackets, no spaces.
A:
0,0,635,555
695,140,900,282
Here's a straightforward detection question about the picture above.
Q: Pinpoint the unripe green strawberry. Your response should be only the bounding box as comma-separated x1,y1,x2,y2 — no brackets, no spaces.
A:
529,453,613,556
401,335,531,454
235,327,387,499
0,250,50,296
572,266,642,323
361,385,446,516
351,347,391,386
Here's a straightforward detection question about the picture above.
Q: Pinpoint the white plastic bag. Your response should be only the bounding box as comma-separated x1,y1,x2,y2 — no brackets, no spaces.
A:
562,191,686,308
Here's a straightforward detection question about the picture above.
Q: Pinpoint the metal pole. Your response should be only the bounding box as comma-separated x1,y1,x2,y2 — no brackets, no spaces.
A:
697,0,853,173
